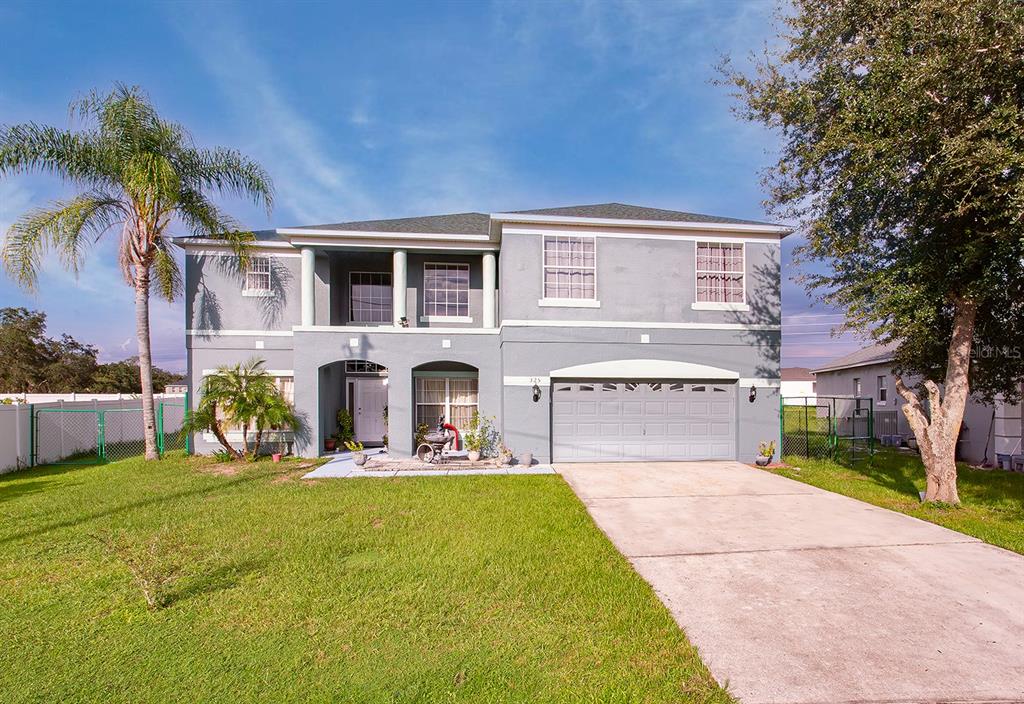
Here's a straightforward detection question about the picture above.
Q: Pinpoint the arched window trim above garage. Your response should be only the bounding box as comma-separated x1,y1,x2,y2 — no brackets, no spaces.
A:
549,359,739,380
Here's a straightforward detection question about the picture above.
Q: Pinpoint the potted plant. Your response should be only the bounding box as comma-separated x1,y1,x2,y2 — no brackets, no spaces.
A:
755,440,776,466
464,411,486,461
345,440,367,466
324,436,337,452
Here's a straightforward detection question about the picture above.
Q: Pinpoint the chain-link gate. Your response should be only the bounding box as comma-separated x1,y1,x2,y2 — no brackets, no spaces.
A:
30,395,190,467
781,395,874,462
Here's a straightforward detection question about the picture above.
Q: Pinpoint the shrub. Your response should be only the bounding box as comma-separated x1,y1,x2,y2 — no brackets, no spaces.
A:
93,527,187,610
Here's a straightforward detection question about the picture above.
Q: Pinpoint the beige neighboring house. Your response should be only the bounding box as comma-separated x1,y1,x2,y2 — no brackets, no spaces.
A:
781,367,816,405
812,343,1023,467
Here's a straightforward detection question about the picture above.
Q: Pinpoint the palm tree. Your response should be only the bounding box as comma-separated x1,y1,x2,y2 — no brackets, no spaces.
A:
0,84,273,460
187,358,297,460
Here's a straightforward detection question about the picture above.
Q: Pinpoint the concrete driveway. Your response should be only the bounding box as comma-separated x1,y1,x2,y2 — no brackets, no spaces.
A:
558,461,1024,704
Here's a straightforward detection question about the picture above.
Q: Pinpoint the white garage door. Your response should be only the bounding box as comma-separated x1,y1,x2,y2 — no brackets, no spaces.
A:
552,380,737,462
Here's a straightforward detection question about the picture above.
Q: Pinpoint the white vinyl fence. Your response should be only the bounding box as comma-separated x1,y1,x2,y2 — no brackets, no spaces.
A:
0,394,186,474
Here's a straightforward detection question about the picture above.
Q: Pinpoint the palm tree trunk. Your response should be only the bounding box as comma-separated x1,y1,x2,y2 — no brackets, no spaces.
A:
253,426,263,459
135,267,159,460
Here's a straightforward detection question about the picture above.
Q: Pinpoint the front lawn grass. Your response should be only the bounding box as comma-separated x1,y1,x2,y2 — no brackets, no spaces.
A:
774,449,1024,555
0,454,729,703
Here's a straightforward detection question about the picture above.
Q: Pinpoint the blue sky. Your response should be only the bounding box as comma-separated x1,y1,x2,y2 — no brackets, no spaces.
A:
0,0,859,372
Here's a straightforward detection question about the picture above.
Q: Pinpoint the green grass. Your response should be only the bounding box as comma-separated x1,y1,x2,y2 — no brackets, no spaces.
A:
773,449,1024,555
0,454,728,703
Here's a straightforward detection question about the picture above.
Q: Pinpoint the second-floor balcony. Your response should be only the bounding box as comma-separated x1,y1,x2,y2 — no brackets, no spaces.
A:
297,246,498,331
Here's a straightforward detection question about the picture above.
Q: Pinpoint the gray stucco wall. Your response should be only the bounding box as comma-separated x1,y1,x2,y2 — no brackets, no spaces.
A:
814,363,995,464
498,232,781,326
184,227,782,463
291,329,501,458
500,326,780,463
185,253,301,332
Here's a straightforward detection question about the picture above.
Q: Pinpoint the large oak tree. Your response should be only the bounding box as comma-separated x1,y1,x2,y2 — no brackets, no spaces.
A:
724,0,1024,502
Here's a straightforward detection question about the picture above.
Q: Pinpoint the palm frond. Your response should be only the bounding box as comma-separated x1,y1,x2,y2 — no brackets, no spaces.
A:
0,123,116,188
175,189,255,267
179,146,274,214
151,241,183,302
1,193,126,290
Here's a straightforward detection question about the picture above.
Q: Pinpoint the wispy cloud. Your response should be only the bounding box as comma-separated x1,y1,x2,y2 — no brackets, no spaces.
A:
168,6,379,225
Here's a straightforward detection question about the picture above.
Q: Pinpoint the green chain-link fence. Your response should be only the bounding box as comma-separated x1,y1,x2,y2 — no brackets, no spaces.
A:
30,395,190,467
781,395,874,462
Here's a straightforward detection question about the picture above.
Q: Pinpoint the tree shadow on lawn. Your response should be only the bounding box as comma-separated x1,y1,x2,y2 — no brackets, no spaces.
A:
166,557,267,608
0,478,60,505
831,452,923,499
0,472,265,548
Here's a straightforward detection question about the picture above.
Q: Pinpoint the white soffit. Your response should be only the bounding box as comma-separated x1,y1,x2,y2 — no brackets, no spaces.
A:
550,359,740,380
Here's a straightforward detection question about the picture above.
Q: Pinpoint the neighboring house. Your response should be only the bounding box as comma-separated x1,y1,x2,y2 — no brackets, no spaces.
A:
781,367,816,405
178,203,787,462
813,343,1024,465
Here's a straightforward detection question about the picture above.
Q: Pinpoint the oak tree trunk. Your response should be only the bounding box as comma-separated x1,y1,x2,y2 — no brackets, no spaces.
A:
135,268,160,461
894,298,978,504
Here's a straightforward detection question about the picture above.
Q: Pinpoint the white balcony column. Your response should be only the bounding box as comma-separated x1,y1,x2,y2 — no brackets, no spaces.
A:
392,249,408,326
482,251,496,329
300,247,315,327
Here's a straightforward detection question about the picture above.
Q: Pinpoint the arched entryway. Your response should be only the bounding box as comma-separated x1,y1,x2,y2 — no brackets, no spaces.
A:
318,359,389,452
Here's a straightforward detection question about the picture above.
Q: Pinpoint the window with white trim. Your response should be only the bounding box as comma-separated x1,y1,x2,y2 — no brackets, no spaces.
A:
415,376,478,430
696,242,744,303
543,235,596,299
244,257,271,293
350,272,392,323
213,375,294,431
877,375,888,403
424,263,469,318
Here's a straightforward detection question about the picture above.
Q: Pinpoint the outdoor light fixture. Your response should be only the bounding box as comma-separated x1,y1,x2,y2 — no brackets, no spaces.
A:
532,383,542,403
748,385,757,403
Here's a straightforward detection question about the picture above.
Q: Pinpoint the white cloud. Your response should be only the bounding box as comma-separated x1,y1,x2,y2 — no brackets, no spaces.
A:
169,7,379,225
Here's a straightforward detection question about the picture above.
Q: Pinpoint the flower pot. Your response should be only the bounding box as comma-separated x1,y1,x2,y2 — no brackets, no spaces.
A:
755,455,772,467
467,450,481,462
324,438,336,452
271,453,283,463
352,452,367,466
518,452,533,467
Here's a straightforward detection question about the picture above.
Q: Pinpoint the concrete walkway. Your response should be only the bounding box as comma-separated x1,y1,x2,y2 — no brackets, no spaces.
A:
558,461,1024,704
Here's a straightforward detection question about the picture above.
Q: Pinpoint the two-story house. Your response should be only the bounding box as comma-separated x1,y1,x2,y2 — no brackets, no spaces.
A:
179,203,787,463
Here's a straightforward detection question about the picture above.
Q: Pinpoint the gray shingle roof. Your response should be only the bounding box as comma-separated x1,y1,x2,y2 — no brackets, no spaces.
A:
279,202,781,235
812,342,897,374
507,202,780,226
289,212,491,235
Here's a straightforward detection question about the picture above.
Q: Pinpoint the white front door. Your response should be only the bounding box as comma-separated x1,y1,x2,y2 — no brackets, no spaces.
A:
354,378,388,444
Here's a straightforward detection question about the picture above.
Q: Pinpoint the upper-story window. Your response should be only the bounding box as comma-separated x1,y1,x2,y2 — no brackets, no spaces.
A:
350,272,392,323
543,235,596,300
243,256,272,296
877,375,888,403
696,242,744,303
424,263,470,319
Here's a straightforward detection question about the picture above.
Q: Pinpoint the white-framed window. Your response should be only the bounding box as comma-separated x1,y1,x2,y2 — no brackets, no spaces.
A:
542,235,596,300
243,256,272,295
853,377,862,397
423,263,470,319
350,272,392,323
415,376,478,430
877,375,888,404
344,360,386,374
695,242,744,303
207,373,294,433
